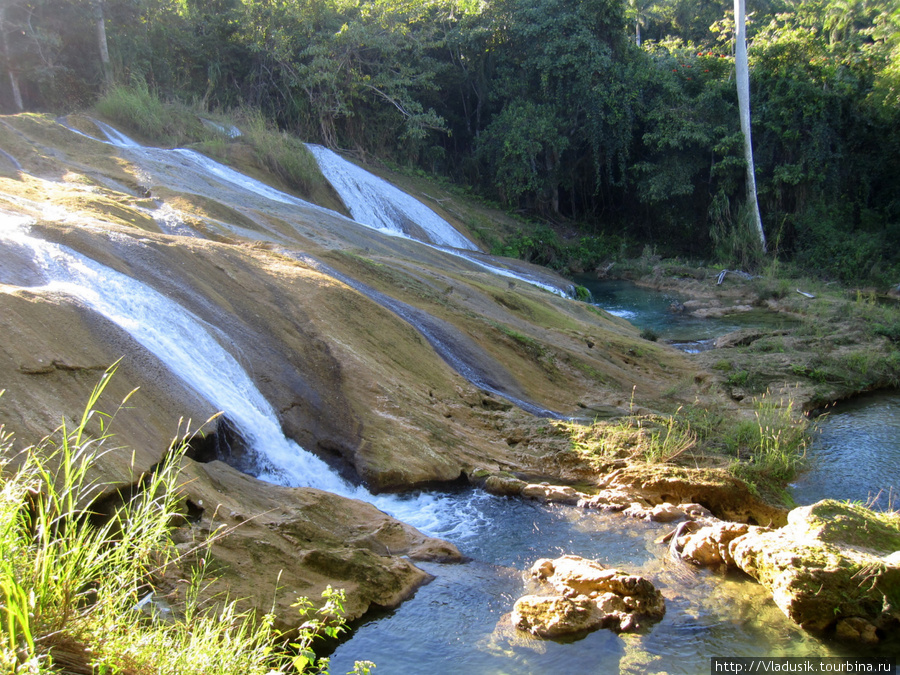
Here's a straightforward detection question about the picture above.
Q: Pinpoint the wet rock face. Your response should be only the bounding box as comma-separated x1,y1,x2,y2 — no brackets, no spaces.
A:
511,555,665,637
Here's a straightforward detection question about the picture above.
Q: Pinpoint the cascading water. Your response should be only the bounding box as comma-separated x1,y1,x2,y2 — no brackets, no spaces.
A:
71,120,573,297
0,214,352,495
306,142,573,297
305,144,477,251
0,213,485,538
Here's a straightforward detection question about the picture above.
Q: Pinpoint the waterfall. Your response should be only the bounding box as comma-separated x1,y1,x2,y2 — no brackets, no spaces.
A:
305,144,477,251
65,120,572,297
0,214,354,496
0,214,485,539
306,143,572,297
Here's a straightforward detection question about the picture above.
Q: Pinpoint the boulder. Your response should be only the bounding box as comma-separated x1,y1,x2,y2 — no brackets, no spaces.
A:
603,465,788,526
512,594,604,638
677,521,762,567
482,473,527,496
730,500,900,641
512,555,665,637
624,501,685,522
521,483,584,505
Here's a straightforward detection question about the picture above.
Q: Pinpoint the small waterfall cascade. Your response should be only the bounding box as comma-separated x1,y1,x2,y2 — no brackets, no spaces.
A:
306,144,477,251
0,214,484,538
0,214,354,496
70,120,340,217
306,143,572,297
71,120,572,297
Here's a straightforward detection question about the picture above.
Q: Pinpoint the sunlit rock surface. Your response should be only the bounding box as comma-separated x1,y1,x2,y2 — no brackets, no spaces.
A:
730,500,900,642
0,112,705,625
512,555,665,637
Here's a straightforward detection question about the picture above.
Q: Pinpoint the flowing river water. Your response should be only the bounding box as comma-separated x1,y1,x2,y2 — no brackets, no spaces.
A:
330,281,900,674
3,123,898,673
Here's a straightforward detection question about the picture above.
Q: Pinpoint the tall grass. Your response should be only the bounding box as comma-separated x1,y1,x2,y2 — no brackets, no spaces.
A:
727,391,809,493
0,368,369,674
563,410,697,466
233,108,324,194
95,81,209,146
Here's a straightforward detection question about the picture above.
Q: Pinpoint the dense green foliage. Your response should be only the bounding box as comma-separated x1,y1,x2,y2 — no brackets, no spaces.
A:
1,0,898,282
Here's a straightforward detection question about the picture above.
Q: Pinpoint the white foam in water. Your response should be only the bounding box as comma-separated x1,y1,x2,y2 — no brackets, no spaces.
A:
306,143,572,296
306,144,477,251
84,120,339,217
0,214,351,496
0,213,484,541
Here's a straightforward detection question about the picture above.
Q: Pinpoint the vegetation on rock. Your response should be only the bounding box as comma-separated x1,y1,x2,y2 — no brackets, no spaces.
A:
0,371,371,674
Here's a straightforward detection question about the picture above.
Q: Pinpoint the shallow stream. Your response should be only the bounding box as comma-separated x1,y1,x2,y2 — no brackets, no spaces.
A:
330,281,900,674
329,492,891,674
579,278,797,352
791,391,900,510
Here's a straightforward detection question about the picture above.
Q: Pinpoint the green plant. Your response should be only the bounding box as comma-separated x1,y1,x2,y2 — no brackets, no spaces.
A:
725,370,749,387
562,410,696,466
640,327,659,342
728,392,809,490
0,368,369,674
235,108,325,195
95,81,210,146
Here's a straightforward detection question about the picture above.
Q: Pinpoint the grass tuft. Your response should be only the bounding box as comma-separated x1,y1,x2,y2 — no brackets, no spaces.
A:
0,367,369,674
727,392,809,492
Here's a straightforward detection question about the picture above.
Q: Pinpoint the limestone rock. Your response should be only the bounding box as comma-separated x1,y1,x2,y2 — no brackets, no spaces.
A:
577,488,643,512
482,474,527,497
512,594,603,638
170,458,463,629
678,522,760,567
624,501,685,522
514,555,665,637
521,483,583,505
730,500,900,641
604,465,788,526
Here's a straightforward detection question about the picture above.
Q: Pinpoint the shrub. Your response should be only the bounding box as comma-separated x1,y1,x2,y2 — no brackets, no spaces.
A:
640,327,659,342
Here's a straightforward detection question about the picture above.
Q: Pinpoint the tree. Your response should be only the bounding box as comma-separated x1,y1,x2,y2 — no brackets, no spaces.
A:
0,3,24,111
625,0,662,47
92,0,114,89
734,0,766,253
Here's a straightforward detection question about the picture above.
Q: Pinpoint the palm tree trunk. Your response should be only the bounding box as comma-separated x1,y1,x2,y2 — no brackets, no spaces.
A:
93,0,113,90
0,5,24,111
734,0,766,253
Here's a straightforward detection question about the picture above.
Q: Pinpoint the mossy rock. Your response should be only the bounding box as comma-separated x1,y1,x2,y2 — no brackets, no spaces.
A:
731,500,900,641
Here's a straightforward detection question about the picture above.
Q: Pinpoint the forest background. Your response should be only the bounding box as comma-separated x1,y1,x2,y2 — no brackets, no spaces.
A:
1,0,898,285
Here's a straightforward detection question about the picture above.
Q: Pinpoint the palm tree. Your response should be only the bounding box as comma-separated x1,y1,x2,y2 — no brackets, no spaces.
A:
734,0,766,253
625,0,662,47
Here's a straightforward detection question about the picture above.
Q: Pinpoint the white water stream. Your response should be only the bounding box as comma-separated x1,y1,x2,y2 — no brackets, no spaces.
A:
0,213,482,537
306,143,572,297
305,144,477,250
71,120,572,297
